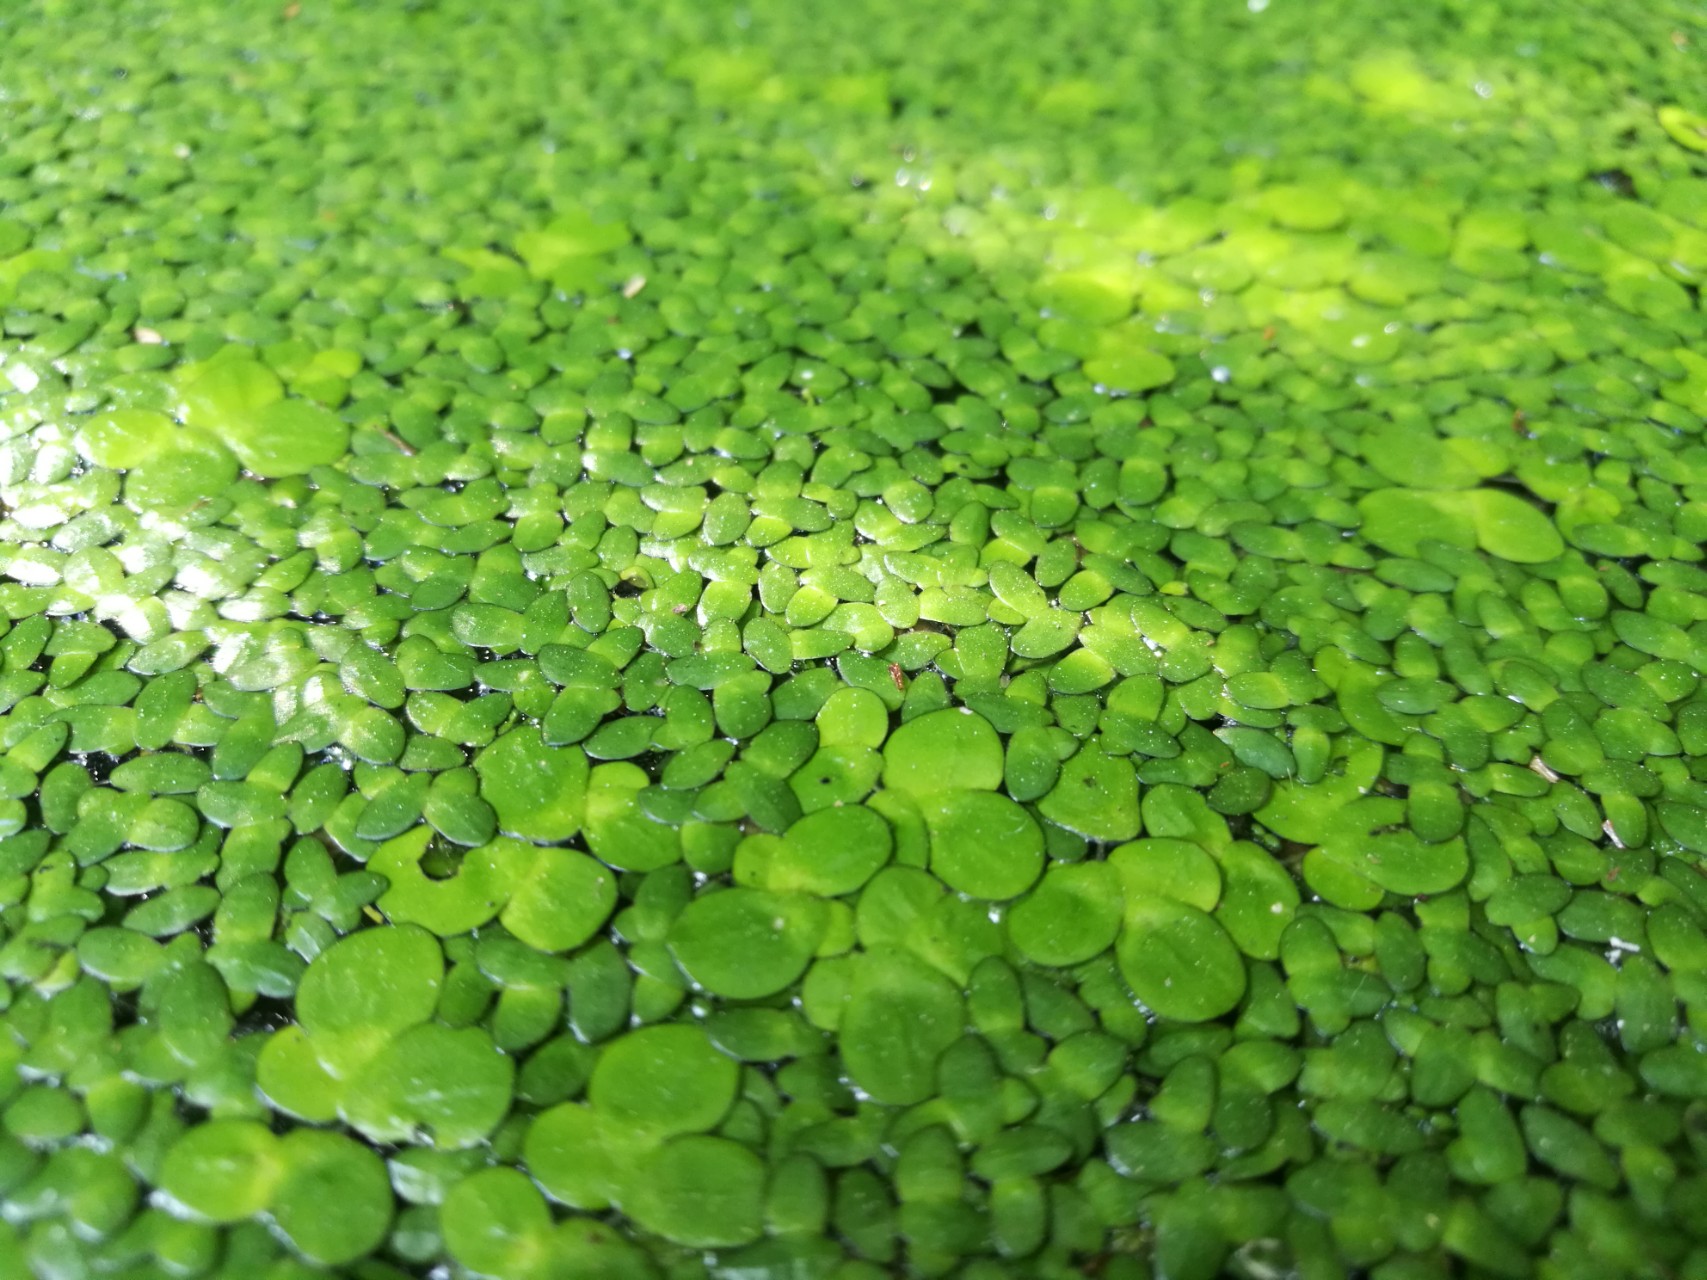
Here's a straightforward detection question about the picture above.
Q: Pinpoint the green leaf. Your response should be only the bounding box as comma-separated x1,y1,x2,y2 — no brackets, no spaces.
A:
1038,746,1141,841
222,398,351,477
668,887,826,999
881,707,1004,794
1109,838,1221,912
272,1130,393,1266
1084,348,1176,394
623,1135,766,1249
501,845,619,952
157,1120,282,1224
256,1025,343,1123
123,443,238,510
75,409,190,469
296,924,444,1041
442,1168,553,1280
342,1023,515,1149
515,211,632,280
1659,104,1707,152
1357,488,1477,558
840,952,964,1105
922,790,1045,900
1459,489,1564,563
1321,831,1469,897
1007,861,1124,966
524,1103,632,1211
371,830,526,937
176,353,283,428
588,1024,739,1141
1117,898,1247,1022
476,728,590,843
769,804,893,895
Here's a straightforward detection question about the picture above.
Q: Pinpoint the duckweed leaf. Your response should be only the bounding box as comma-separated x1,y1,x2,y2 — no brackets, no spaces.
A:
588,1025,739,1141
371,830,523,937
1460,489,1565,564
668,888,826,998
1358,489,1477,557
1085,348,1176,393
124,443,239,510
1213,841,1301,960
343,1023,514,1149
624,1136,766,1249
476,728,590,843
1323,832,1469,897
255,1026,342,1124
772,805,893,896
1658,104,1707,152
1038,747,1141,842
441,1168,552,1280
156,1121,281,1224
74,409,184,470
585,763,682,871
272,1131,392,1266
515,212,632,280
296,925,443,1042
176,355,282,430
880,708,1003,794
524,1103,630,1211
1007,861,1124,966
1118,899,1247,1022
923,791,1045,900
841,953,964,1105
223,399,351,478
501,846,619,952
1110,838,1222,912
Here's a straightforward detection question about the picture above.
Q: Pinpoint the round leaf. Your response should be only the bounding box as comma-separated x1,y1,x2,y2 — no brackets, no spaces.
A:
223,399,351,477
1008,861,1124,966
840,953,964,1105
501,845,619,952
476,728,590,843
624,1135,766,1249
587,1024,739,1141
923,791,1045,900
668,887,826,999
296,925,443,1041
342,1023,514,1149
157,1120,281,1224
881,708,1003,794
273,1130,393,1266
772,804,893,895
1117,899,1247,1023
442,1167,552,1280
75,409,184,469
1038,747,1141,842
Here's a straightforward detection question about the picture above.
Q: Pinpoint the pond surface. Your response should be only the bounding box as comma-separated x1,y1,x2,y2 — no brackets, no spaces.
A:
1,0,1706,1277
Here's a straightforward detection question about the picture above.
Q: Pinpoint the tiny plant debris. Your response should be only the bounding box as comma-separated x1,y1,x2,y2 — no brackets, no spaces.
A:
2,1,1707,1278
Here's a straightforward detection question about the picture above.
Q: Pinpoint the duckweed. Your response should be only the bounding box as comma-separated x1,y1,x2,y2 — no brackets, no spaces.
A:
3,0,1707,1276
